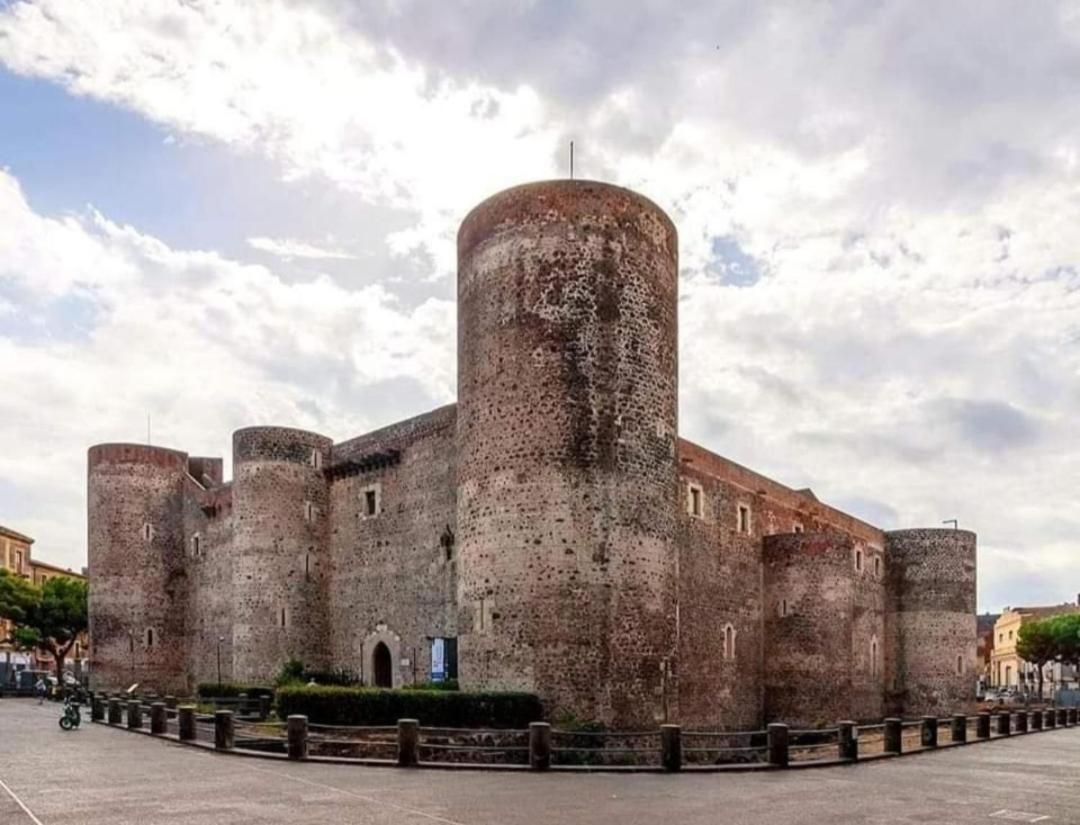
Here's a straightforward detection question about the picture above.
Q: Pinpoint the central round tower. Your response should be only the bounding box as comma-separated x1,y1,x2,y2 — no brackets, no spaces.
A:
456,180,679,727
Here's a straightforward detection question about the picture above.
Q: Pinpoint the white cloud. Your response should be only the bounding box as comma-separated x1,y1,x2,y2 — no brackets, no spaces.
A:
246,236,358,261
0,169,454,566
0,0,1079,610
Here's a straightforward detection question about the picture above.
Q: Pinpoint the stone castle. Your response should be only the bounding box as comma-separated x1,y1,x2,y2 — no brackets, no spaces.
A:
87,180,977,729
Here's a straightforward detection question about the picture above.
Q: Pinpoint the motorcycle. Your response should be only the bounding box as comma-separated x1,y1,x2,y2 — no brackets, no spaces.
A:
59,697,81,730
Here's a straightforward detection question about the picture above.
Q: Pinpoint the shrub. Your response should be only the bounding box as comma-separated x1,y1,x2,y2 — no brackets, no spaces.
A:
275,657,305,687
403,679,459,692
276,685,542,728
196,682,274,700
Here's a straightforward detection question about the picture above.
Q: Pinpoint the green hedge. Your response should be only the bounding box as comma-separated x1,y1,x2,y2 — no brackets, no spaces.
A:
276,685,542,728
196,682,274,700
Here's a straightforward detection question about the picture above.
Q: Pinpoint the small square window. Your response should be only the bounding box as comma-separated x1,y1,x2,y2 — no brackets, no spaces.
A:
737,505,751,534
793,523,804,534
687,483,703,518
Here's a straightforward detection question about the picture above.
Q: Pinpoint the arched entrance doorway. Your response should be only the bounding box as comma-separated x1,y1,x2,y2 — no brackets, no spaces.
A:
373,641,393,688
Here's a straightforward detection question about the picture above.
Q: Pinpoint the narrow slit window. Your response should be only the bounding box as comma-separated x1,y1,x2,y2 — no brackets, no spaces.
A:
310,448,322,469
280,608,287,628
688,484,703,518
142,523,153,542
304,500,315,521
874,556,881,577
956,654,963,676
364,489,378,517
304,552,311,581
855,548,864,572
722,624,737,660
146,628,154,648
192,534,201,557
737,505,751,534
870,638,879,676
779,599,788,617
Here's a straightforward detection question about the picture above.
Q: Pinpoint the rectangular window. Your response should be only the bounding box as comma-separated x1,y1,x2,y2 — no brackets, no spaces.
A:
854,547,864,572
192,535,201,557
737,505,751,534
874,556,881,577
687,483,703,518
304,501,315,521
360,485,381,518
280,608,287,628
793,523,803,534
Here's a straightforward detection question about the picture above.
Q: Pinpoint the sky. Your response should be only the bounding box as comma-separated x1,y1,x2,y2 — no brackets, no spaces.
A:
0,0,1077,613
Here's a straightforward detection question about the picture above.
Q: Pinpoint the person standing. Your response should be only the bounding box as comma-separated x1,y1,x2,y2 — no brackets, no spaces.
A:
34,677,46,705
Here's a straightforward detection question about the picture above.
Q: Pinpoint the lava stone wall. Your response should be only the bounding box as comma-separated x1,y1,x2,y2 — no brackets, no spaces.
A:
763,532,859,726
231,427,333,682
327,406,458,686
184,480,236,686
676,441,886,728
87,444,190,693
886,528,977,716
456,180,680,727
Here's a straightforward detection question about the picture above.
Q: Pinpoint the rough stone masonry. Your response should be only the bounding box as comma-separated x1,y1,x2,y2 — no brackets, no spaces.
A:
87,180,977,729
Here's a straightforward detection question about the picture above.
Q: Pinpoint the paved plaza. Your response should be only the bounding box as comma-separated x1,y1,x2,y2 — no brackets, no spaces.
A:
2,700,1079,824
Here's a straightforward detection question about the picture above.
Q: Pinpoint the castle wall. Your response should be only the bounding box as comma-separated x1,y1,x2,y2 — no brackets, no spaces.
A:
184,480,236,687
87,444,190,693
231,427,333,683
327,406,458,686
456,180,680,727
887,528,977,716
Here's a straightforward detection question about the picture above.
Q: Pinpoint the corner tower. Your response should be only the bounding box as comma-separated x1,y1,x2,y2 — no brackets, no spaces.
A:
886,528,977,715
231,426,332,682
456,180,680,727
87,444,190,693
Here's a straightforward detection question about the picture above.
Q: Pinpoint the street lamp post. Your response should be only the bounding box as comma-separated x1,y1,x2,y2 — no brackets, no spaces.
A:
217,636,225,692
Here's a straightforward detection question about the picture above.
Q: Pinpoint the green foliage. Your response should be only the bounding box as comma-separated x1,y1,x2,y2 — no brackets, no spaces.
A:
276,685,542,728
0,569,38,627
196,682,274,699
403,679,459,692
275,657,305,687
274,658,360,688
0,572,87,680
1047,613,1080,667
1017,619,1057,667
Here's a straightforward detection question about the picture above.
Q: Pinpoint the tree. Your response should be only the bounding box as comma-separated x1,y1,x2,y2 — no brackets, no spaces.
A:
1047,613,1080,678
0,570,40,685
1016,619,1057,700
0,573,88,684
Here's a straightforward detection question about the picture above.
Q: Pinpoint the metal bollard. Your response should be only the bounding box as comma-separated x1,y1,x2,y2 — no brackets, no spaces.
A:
397,718,419,767
237,692,249,717
91,695,105,722
1015,712,1028,734
1045,709,1056,728
1057,708,1066,727
921,716,938,748
838,721,858,760
1032,710,1043,731
178,706,196,741
127,700,143,730
108,698,123,725
951,714,967,743
767,723,789,767
1069,708,1077,726
884,718,903,754
150,702,166,735
258,695,272,721
214,710,235,750
976,712,991,739
529,722,551,771
287,715,308,760
164,695,177,710
997,712,1011,736
660,724,682,772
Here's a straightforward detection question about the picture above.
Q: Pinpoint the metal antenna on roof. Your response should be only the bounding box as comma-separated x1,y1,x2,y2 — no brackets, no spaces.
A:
570,141,574,179
942,519,958,529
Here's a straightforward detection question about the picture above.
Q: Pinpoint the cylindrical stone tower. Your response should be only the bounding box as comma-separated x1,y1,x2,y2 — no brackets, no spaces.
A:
88,444,190,693
231,426,332,682
456,180,679,728
763,532,857,724
886,528,977,715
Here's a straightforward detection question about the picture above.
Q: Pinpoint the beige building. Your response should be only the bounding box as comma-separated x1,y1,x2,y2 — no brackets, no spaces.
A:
990,601,1080,697
1,524,89,682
